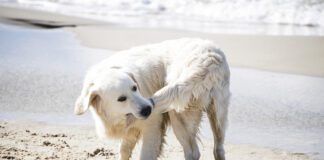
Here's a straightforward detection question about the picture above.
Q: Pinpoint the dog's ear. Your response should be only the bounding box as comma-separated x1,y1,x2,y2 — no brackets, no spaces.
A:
126,72,140,90
74,84,100,115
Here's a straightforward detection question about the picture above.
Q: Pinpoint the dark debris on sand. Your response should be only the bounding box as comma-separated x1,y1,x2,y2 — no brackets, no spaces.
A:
2,156,16,160
42,141,53,146
87,148,115,158
42,133,67,138
0,146,28,160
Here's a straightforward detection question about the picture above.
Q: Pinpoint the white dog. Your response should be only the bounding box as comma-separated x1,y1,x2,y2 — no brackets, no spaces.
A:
74,38,230,160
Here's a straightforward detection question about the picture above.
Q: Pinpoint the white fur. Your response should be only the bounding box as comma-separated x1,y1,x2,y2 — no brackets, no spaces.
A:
75,38,230,160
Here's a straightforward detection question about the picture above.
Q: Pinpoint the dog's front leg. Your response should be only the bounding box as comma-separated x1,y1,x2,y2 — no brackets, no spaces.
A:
140,116,164,160
119,129,140,160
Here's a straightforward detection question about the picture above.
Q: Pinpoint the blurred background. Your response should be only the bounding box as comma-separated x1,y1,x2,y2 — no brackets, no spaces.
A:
0,0,323,160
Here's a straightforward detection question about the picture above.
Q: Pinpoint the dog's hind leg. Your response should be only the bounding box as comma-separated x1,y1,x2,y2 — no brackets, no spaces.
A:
169,109,202,160
119,128,140,160
206,90,230,160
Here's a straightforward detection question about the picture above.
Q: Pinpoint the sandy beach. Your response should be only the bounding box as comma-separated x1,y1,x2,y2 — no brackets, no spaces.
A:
0,120,312,160
0,5,323,160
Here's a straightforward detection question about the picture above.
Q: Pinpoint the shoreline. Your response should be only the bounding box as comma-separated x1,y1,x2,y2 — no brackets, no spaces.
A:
1,5,324,77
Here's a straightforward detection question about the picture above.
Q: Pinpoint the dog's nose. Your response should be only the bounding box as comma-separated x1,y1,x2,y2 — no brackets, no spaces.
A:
140,106,152,117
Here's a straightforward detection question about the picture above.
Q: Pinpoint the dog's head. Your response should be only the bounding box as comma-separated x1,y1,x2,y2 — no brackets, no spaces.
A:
74,69,153,121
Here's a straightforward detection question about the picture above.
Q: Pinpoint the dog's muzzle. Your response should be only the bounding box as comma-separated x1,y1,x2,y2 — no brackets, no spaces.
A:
140,106,152,117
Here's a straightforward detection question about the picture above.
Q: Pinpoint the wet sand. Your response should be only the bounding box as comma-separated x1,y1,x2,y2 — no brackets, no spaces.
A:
0,5,103,27
67,25,324,77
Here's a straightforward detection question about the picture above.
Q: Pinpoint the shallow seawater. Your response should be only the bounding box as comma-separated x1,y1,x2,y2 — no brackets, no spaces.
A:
0,24,323,159
0,23,109,120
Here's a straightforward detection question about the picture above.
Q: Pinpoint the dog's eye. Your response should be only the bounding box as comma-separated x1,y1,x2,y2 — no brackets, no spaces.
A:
117,96,127,102
132,86,137,92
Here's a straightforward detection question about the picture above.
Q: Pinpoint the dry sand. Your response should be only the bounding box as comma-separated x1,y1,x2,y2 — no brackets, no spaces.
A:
0,120,311,160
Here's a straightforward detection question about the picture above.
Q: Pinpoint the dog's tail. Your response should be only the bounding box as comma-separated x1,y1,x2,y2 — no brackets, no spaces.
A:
152,47,230,113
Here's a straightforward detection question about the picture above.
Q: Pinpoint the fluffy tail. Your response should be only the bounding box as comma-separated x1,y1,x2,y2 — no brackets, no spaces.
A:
152,48,230,113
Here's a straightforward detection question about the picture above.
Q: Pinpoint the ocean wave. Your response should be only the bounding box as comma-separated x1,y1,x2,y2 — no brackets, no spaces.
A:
1,0,324,35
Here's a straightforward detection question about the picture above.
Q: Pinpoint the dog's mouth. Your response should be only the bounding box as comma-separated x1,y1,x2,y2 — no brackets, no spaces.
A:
126,113,136,126
126,112,148,119
125,113,148,127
